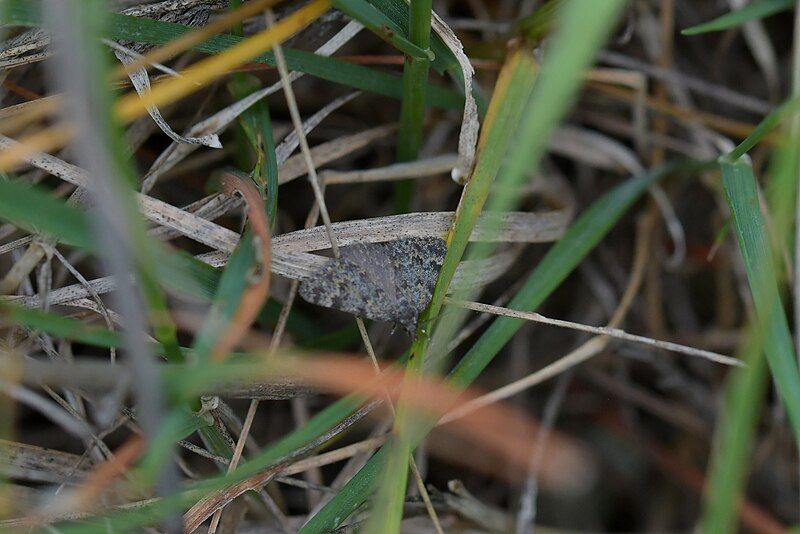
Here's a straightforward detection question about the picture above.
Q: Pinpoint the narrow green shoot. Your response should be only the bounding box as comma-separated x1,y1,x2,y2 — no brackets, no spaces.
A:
394,0,433,212
682,0,793,35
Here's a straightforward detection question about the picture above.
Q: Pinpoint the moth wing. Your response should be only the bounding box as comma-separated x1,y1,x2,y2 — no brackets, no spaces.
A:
298,254,396,323
386,238,447,314
341,242,398,303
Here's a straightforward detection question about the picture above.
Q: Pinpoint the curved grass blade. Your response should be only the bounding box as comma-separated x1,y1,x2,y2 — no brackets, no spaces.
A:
367,45,540,533
682,0,793,36
357,1,627,531
728,97,798,160
366,0,458,74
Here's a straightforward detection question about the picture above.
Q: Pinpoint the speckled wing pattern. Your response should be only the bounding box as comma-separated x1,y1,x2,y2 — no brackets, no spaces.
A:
298,237,447,331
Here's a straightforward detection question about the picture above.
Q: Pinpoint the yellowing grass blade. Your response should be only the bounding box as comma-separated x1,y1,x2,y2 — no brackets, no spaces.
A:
0,124,76,172
114,0,332,123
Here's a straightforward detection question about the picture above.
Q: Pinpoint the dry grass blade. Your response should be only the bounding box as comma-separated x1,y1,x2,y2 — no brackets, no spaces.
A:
0,439,93,485
430,12,478,184
447,298,742,367
140,20,364,191
33,435,145,524
320,154,458,184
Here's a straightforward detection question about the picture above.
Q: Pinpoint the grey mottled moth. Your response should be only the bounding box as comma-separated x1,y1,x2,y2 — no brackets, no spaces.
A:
298,237,447,333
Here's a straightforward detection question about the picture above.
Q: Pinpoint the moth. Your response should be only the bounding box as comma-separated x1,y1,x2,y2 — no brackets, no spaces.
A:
298,237,447,333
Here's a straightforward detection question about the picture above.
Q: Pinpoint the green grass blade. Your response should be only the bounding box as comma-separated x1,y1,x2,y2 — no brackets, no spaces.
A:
366,0,489,115
333,0,432,60
0,301,123,348
192,229,256,363
393,0,434,212
366,0,458,74
449,163,693,385
135,409,207,487
369,46,540,533
728,97,799,160
0,179,92,249
703,98,800,530
700,331,769,533
337,2,628,531
682,0,793,35
720,157,800,438
513,0,565,42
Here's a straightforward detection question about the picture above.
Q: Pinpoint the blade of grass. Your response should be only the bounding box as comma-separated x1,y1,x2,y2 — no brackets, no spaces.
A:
333,0,433,60
226,0,279,221
0,179,92,250
700,329,769,534
367,45,539,533
366,0,458,74
229,74,280,225
682,0,793,35
44,0,182,506
704,65,800,531
365,2,627,531
0,301,123,348
719,157,800,438
365,0,489,116
192,230,257,362
727,97,799,160
394,0,434,211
